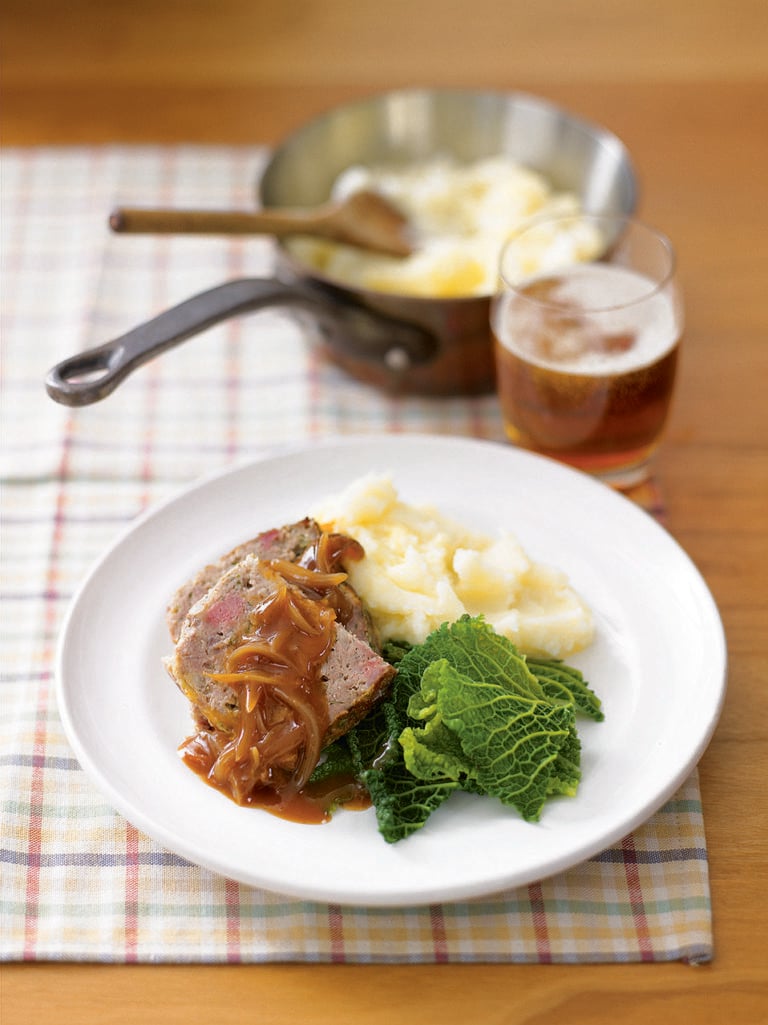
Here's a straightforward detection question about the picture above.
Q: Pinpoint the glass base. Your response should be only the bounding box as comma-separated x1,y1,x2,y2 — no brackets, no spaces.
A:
588,459,654,490
503,430,658,489
551,455,654,490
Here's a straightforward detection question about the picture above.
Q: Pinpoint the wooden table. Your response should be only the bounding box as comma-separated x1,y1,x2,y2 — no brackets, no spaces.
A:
3,1,767,1021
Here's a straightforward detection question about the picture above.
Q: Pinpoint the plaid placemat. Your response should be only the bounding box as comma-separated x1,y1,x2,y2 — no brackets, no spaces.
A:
0,146,712,964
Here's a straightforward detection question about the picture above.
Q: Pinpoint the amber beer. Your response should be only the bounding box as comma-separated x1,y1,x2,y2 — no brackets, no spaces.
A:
493,261,681,486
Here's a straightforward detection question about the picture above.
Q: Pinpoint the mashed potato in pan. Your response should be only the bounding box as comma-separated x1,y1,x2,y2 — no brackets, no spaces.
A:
313,474,593,658
286,155,603,299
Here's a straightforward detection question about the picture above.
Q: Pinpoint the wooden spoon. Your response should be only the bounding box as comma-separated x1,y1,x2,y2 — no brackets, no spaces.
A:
108,190,413,257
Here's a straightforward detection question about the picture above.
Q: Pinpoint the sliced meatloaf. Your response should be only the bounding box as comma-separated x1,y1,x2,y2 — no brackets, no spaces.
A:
167,518,377,650
165,551,395,747
166,518,321,643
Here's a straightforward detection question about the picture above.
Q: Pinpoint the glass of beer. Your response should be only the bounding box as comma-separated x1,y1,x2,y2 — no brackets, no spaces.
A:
491,213,683,487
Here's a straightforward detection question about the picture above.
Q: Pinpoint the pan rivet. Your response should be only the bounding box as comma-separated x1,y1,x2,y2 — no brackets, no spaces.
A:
384,348,410,372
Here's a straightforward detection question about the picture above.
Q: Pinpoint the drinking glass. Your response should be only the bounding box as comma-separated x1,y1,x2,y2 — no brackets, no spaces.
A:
491,213,683,488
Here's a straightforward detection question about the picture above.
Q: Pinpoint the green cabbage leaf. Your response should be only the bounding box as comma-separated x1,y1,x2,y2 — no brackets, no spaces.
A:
318,615,603,843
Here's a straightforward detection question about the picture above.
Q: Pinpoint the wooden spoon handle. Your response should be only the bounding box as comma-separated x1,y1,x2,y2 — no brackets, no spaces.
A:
108,206,326,236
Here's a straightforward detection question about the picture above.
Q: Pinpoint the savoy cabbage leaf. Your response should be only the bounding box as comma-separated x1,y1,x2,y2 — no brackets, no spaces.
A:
334,616,600,841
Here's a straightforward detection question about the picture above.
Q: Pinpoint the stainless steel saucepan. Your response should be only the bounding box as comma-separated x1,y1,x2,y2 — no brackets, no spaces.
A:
46,88,637,405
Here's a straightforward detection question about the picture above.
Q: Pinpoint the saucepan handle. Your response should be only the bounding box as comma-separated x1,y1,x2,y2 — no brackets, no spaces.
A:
45,277,438,406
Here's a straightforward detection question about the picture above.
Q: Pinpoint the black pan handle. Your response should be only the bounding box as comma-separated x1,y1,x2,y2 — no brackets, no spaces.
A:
45,277,438,406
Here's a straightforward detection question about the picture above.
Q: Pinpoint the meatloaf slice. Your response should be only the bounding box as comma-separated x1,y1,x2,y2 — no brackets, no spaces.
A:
166,518,321,643
166,517,377,650
164,552,395,746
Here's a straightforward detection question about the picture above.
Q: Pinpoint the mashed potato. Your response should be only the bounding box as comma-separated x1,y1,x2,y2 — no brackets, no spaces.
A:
313,474,594,658
286,155,603,299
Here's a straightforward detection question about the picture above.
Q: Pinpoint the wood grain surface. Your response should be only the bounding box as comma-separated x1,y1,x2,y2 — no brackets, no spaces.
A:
3,1,767,1022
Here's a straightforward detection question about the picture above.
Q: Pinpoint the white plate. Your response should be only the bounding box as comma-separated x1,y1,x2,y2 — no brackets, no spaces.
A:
55,434,726,905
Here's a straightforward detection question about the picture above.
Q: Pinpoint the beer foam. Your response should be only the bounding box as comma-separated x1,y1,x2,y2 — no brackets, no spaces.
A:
499,264,679,375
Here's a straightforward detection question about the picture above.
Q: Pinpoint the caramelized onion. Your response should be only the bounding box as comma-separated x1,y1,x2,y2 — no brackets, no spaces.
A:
233,705,256,761
211,740,238,784
226,642,293,669
205,669,288,686
285,595,327,635
263,683,324,789
267,557,348,591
